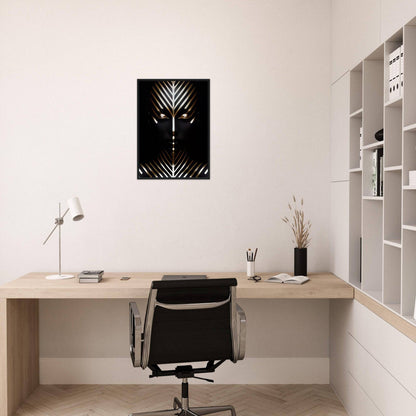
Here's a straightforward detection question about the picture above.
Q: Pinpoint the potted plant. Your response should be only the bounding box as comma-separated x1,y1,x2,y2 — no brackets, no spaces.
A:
282,196,311,276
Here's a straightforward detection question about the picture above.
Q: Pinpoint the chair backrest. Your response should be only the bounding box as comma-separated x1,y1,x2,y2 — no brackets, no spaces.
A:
141,278,238,368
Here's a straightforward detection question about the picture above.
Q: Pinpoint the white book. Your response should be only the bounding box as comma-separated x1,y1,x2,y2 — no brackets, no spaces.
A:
371,150,378,196
400,44,404,97
265,273,310,285
389,50,394,99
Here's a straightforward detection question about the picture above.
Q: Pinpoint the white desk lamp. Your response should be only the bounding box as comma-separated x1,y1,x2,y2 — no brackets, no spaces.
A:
43,197,84,280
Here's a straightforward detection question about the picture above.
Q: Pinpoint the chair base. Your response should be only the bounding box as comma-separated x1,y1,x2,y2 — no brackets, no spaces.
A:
129,396,236,416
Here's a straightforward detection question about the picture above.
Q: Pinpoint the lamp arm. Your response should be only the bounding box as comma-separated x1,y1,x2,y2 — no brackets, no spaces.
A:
42,208,70,245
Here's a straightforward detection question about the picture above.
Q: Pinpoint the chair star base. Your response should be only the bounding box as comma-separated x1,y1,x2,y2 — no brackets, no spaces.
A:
129,379,236,416
129,399,236,416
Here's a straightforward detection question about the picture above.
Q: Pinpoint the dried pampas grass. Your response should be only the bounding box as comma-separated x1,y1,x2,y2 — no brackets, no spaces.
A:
282,195,311,248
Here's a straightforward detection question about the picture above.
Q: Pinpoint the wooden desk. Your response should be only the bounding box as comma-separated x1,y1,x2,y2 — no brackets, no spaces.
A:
0,272,352,416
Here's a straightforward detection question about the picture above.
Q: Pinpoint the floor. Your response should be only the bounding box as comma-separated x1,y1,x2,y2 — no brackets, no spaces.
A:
15,384,348,416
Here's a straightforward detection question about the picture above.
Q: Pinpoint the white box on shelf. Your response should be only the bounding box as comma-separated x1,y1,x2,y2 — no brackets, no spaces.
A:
409,170,416,186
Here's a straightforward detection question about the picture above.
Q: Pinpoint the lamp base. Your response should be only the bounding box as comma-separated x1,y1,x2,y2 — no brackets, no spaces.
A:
45,274,74,280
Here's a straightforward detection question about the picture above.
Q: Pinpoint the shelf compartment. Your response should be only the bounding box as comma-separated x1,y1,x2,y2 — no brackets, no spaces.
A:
402,230,416,316
384,170,401,242
349,117,362,170
402,131,416,186
403,24,416,127
363,58,384,147
349,173,362,288
362,200,383,294
384,35,403,106
362,141,384,150
383,244,401,306
384,106,402,167
350,64,363,114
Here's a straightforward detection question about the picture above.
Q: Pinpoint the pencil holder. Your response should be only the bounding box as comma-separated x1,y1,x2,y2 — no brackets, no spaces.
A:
247,261,255,278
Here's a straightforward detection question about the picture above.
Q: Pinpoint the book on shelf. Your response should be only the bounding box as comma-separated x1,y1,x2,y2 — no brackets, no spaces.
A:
371,148,384,196
371,150,378,196
400,45,404,93
389,45,402,101
359,126,363,168
379,149,383,196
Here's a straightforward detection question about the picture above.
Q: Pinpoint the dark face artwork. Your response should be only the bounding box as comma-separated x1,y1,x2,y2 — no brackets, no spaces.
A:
137,80,209,179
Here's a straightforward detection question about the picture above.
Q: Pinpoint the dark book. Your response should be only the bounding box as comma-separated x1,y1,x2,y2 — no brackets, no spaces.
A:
377,148,384,196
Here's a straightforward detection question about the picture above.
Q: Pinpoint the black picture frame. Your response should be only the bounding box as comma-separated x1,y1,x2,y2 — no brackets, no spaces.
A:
137,79,210,180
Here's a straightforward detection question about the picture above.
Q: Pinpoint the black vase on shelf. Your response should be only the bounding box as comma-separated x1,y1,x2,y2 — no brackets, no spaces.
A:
294,247,307,276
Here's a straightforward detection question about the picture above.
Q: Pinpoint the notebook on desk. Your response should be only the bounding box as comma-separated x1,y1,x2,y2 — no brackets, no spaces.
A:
162,275,208,280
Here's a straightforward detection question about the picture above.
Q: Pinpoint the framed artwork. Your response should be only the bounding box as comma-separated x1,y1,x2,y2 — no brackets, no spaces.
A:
137,79,210,179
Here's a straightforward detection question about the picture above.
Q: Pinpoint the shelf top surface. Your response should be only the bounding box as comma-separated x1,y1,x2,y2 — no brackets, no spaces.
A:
0,272,354,299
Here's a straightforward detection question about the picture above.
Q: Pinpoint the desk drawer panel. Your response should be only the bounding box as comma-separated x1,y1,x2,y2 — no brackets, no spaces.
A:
341,370,382,416
347,332,416,416
350,300,416,397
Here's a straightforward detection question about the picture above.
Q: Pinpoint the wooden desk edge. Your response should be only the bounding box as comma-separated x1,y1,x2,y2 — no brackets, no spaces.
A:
354,289,416,343
0,272,353,300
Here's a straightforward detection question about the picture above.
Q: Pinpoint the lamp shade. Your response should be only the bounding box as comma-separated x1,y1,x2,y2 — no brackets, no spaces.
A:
67,197,84,221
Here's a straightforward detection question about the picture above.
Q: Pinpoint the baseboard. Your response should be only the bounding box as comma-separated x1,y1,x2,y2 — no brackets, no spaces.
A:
40,357,329,384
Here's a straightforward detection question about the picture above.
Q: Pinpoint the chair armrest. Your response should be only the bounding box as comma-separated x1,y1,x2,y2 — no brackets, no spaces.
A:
129,302,142,368
236,303,246,360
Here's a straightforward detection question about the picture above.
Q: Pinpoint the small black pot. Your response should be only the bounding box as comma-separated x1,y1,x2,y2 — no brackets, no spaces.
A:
294,247,307,276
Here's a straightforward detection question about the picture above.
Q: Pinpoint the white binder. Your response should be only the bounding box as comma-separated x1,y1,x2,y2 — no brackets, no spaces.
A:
400,45,404,97
389,47,401,101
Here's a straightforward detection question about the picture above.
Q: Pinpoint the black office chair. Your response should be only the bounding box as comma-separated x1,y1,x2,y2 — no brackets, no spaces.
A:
129,278,246,416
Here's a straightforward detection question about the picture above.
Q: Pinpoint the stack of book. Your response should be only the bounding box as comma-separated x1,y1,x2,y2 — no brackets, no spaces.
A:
78,270,104,283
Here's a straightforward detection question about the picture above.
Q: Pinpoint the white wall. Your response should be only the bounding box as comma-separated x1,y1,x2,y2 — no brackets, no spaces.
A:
0,0,332,383
0,0,331,280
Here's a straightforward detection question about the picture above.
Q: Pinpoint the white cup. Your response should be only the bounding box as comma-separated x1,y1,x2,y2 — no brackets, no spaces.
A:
247,261,255,278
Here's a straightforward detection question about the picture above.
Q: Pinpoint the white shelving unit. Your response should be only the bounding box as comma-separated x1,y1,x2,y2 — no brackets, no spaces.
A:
348,22,416,327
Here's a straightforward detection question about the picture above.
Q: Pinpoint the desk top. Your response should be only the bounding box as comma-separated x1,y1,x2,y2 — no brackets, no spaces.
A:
0,272,353,299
